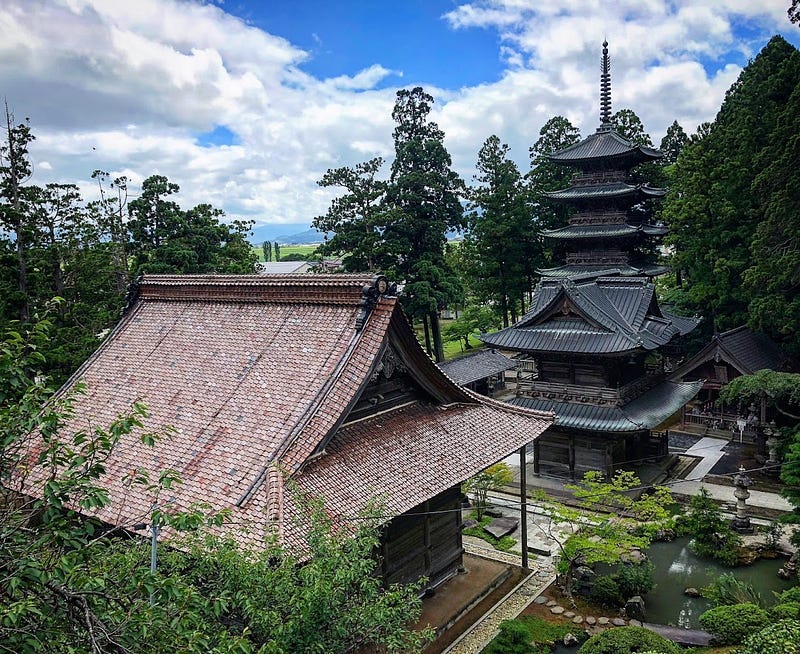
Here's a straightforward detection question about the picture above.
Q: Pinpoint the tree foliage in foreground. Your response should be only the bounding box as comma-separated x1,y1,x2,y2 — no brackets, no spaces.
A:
0,321,430,653
533,471,672,600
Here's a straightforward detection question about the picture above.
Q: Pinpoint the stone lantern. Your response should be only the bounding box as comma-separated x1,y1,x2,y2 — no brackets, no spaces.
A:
765,420,780,476
731,466,754,534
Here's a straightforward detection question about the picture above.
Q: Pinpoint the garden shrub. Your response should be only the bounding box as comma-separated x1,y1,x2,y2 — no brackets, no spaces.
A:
682,487,742,565
615,561,655,598
483,616,586,654
576,626,681,654
702,572,762,606
740,619,800,654
770,602,800,620
698,602,770,645
590,575,622,607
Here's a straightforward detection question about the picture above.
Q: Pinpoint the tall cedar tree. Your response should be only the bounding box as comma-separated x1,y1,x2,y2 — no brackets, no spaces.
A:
312,157,387,271
660,120,689,165
662,36,800,336
383,87,465,362
745,52,800,351
526,116,581,272
465,135,530,327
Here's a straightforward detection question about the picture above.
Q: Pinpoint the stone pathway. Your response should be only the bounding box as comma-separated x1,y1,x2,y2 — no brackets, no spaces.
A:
443,542,555,654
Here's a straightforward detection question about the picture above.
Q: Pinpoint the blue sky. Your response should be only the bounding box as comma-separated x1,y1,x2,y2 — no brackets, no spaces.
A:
0,1,798,240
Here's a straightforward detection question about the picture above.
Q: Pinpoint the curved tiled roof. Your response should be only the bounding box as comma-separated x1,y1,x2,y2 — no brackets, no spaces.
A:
25,274,554,552
548,129,664,166
541,223,668,240
438,349,517,386
509,380,702,432
538,263,670,278
480,277,698,355
544,183,666,202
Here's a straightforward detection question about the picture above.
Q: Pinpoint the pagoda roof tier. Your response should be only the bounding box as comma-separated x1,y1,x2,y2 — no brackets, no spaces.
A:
544,182,666,203
480,277,699,356
542,223,668,240
537,262,671,278
508,379,702,432
548,127,664,167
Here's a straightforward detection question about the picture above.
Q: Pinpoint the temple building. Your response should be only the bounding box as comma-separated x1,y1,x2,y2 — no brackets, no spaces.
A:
481,42,701,479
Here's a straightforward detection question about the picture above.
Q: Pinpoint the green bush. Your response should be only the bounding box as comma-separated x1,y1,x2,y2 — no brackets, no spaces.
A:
702,572,762,606
682,487,742,565
770,602,800,620
590,575,622,607
484,616,586,654
615,561,655,598
698,602,770,645
576,626,681,654
741,619,800,654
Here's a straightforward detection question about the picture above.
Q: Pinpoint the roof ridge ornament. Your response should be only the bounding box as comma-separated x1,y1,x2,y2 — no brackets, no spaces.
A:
598,40,612,132
355,275,395,331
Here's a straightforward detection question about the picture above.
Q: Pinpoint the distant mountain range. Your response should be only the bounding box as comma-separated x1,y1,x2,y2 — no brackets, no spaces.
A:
249,223,328,245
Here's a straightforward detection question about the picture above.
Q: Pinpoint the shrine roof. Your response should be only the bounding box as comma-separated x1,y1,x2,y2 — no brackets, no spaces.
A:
480,277,698,355
670,325,790,381
24,274,553,552
548,128,664,166
541,223,668,240
538,263,670,278
544,182,666,202
509,380,702,432
438,348,517,386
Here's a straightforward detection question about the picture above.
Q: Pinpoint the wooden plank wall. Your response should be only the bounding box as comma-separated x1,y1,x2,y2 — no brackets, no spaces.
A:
380,485,463,589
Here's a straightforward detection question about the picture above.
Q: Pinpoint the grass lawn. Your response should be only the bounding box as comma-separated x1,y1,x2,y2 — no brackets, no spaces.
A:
253,243,319,262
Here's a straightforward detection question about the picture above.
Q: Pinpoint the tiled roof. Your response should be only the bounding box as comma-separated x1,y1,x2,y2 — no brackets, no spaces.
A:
670,325,791,380
438,349,517,386
26,274,553,552
286,399,553,546
548,129,663,165
541,223,669,240
480,277,699,355
544,183,666,202
509,380,702,432
538,263,671,279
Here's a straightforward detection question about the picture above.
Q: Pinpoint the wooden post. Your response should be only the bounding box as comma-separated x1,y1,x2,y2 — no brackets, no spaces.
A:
519,445,529,570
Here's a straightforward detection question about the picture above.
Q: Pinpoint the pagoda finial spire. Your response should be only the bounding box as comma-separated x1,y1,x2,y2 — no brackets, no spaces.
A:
599,40,612,128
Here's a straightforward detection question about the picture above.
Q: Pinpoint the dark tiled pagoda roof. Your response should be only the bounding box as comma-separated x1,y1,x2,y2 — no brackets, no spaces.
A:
671,325,791,381
538,263,670,278
542,223,668,240
509,380,703,432
544,182,666,203
548,128,664,167
480,277,699,356
438,348,517,386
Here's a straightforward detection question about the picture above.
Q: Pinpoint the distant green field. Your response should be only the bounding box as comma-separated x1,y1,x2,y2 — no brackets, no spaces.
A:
253,244,319,262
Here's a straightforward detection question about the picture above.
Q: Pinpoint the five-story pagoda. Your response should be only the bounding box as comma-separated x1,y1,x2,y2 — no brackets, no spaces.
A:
481,42,701,479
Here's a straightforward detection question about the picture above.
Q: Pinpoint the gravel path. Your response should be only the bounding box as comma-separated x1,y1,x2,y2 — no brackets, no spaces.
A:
443,541,556,654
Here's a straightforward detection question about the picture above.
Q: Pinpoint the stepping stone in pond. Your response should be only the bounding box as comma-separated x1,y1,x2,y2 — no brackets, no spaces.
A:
483,516,519,538
572,616,583,624
533,597,548,605
585,616,596,625
598,617,609,625
612,618,626,626
546,600,557,607
629,619,642,627
550,606,565,615
564,611,575,618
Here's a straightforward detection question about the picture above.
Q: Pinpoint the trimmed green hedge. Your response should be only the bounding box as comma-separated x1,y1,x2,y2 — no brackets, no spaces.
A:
576,626,681,654
698,602,770,645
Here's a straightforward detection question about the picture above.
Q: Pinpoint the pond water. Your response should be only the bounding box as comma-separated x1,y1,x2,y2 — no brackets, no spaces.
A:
644,537,795,629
